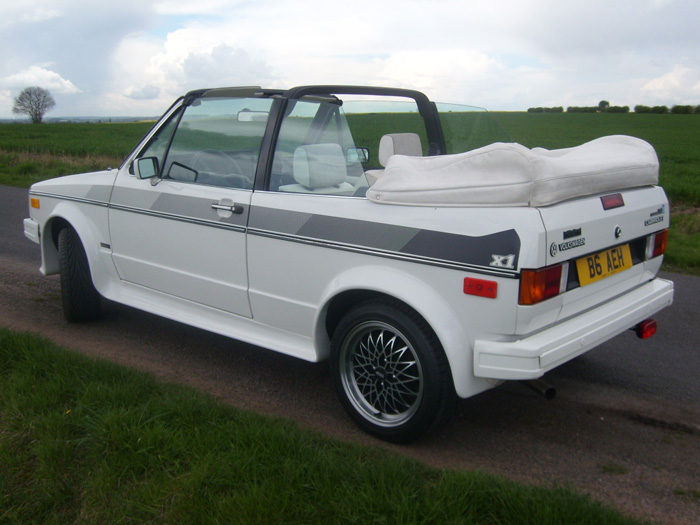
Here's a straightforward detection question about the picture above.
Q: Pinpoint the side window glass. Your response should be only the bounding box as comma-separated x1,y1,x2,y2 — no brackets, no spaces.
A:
270,100,361,196
162,97,273,189
134,109,181,174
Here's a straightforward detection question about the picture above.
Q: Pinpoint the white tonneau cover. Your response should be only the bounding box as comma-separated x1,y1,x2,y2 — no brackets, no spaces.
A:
366,135,659,207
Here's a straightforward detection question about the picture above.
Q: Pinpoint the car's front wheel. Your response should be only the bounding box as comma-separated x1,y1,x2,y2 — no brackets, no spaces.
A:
58,226,102,322
330,300,457,443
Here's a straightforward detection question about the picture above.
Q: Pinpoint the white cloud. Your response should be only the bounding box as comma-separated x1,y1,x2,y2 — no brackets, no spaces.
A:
0,1,61,27
126,85,161,100
0,65,81,94
182,44,276,89
371,50,506,103
152,0,242,15
2,0,700,117
641,65,700,104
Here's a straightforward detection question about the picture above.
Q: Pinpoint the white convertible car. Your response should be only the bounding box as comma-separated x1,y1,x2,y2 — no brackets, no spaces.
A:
24,85,674,442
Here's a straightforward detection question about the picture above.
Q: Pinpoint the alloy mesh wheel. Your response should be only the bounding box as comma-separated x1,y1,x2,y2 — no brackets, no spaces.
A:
338,320,424,428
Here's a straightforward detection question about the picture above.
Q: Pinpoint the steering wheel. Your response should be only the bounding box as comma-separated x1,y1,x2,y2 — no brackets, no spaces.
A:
191,149,240,175
191,149,254,189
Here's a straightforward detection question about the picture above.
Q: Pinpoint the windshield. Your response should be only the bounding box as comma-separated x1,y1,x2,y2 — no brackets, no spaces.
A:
340,98,511,159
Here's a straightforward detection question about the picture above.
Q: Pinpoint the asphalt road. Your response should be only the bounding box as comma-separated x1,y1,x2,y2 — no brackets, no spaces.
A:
2,184,699,523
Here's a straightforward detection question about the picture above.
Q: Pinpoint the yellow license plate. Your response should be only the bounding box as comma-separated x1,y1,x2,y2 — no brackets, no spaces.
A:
576,244,633,287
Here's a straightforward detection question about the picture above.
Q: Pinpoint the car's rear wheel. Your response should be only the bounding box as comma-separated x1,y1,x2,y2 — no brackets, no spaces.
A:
330,300,457,443
58,226,102,322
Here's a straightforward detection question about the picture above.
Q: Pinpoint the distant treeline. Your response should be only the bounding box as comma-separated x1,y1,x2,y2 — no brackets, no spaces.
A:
527,104,700,114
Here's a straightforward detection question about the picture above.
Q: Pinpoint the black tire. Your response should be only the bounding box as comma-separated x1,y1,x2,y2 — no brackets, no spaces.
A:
58,226,102,322
330,299,457,443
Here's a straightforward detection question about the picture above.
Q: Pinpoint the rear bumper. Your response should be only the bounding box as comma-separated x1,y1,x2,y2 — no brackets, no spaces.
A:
474,277,674,380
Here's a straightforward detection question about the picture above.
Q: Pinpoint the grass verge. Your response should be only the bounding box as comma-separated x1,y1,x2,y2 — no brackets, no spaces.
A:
0,328,639,524
664,206,700,275
0,150,123,187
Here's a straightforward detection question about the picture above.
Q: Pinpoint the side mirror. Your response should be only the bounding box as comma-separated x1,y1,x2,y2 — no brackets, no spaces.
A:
346,147,370,164
134,157,159,179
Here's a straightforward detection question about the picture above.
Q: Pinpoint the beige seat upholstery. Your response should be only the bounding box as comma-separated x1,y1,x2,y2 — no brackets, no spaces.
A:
365,133,423,186
279,143,355,195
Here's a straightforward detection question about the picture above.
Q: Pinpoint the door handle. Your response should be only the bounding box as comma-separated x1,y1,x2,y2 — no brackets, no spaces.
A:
211,202,244,214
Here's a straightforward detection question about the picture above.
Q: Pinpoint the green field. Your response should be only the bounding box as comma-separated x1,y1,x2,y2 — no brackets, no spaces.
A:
0,121,154,187
0,113,698,273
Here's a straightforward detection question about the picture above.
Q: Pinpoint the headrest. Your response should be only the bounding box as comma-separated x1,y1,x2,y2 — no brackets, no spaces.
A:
378,133,423,166
293,144,347,188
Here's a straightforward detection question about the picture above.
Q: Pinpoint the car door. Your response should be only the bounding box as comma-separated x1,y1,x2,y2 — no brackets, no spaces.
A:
109,94,273,318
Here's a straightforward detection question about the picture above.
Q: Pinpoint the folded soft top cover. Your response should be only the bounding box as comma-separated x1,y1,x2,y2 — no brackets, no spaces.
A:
366,135,659,207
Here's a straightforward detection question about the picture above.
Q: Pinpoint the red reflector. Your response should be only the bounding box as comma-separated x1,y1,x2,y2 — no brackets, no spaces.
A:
601,193,625,210
464,277,498,299
653,230,668,258
635,319,657,339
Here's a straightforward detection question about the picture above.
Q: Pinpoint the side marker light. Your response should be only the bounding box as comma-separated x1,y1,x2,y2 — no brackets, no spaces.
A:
464,277,498,299
30,197,40,209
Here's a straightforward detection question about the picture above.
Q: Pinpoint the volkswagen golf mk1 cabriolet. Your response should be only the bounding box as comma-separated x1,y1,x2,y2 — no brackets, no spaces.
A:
24,85,674,442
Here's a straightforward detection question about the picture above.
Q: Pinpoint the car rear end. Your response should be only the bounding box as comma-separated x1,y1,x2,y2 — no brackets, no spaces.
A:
474,185,674,380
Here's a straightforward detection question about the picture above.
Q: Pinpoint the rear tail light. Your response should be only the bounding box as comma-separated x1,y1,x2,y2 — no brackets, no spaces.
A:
519,263,566,305
646,229,668,259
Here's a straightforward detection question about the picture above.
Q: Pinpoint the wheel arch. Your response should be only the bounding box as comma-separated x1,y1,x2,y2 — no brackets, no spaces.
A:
315,266,490,398
38,203,113,296
39,215,71,275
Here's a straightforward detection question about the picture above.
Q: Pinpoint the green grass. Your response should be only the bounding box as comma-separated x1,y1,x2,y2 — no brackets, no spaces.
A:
0,327,640,524
0,121,154,187
664,208,700,275
0,121,154,158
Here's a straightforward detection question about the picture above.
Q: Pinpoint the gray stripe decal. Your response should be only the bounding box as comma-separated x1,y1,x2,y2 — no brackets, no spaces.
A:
108,203,246,232
85,185,113,202
35,187,520,276
249,207,520,277
110,186,249,228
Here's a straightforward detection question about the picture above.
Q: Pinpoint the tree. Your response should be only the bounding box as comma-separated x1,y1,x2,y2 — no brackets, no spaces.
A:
12,86,56,123
598,100,610,112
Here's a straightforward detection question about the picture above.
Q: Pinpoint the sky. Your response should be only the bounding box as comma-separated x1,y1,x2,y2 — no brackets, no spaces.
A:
1,0,699,119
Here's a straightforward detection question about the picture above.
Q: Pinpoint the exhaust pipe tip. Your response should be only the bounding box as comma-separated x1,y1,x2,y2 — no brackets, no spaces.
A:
524,379,556,400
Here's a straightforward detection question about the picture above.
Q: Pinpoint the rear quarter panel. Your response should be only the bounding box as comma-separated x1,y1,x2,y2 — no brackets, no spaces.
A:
247,191,546,397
